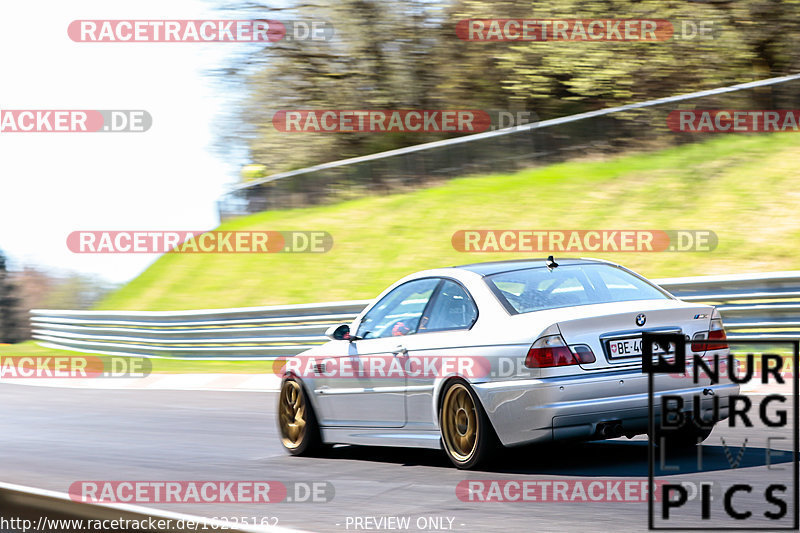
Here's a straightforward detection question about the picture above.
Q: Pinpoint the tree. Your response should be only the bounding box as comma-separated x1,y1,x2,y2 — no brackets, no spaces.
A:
0,250,21,344
217,0,800,176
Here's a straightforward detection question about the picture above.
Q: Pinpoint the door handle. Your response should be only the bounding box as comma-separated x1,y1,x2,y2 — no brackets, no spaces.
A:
392,345,408,356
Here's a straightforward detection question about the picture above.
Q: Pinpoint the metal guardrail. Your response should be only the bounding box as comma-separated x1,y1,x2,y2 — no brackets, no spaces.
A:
0,481,296,533
655,271,800,340
30,300,370,359
29,271,800,359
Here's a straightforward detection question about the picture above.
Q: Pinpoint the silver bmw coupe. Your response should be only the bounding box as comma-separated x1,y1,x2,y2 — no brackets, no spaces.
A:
277,258,736,468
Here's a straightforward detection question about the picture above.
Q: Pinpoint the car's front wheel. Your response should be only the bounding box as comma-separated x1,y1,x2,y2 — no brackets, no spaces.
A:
439,381,495,469
278,377,325,455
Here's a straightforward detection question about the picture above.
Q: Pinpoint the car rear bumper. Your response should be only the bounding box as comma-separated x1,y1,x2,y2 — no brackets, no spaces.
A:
472,370,739,446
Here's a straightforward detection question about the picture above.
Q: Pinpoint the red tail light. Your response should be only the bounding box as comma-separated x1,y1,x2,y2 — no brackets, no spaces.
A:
691,309,728,352
525,335,596,368
705,327,728,350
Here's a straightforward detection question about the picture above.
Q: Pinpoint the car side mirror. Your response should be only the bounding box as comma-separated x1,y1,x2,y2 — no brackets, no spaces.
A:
325,324,352,341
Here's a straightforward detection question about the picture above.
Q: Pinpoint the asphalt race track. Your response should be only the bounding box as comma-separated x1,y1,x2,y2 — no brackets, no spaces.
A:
0,384,795,532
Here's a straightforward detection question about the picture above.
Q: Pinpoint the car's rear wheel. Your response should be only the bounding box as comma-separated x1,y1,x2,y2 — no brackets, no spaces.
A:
439,381,494,469
278,378,324,455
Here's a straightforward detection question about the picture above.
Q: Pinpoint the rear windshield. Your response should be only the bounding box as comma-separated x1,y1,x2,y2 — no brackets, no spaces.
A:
485,264,670,314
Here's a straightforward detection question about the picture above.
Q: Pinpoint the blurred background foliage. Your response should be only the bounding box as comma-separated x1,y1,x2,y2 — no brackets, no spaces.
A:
217,0,800,178
0,249,117,342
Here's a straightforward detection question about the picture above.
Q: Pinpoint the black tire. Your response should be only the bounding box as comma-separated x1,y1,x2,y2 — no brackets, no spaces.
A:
277,377,326,456
439,380,496,469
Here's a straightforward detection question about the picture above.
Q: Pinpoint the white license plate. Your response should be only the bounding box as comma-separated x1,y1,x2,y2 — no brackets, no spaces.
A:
607,338,671,358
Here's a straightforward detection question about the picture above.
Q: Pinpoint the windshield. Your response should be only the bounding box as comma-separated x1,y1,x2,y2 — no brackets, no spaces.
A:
485,264,670,314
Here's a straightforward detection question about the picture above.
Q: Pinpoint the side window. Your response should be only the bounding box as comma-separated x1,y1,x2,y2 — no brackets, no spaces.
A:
420,280,478,332
356,278,440,339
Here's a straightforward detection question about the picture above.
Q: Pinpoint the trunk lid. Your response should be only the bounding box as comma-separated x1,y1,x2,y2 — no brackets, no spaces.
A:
552,299,713,372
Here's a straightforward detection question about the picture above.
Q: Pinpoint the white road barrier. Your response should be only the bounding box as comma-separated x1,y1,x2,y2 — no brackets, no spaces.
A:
28,272,800,359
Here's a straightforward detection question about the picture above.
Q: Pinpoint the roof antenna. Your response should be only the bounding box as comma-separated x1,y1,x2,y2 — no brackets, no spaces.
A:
545,255,559,271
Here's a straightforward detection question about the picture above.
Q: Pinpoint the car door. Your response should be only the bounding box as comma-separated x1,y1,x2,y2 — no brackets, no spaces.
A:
401,279,480,431
311,278,440,428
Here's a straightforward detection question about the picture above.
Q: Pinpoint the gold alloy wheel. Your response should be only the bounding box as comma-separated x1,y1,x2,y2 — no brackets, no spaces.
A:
441,383,479,462
279,380,307,449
